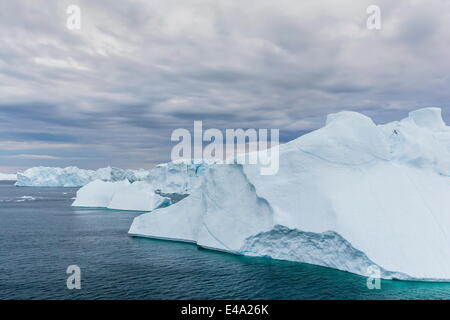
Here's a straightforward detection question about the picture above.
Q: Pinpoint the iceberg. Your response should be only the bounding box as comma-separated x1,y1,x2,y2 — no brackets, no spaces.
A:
129,108,450,281
70,160,210,211
0,173,17,181
72,180,169,212
14,166,147,187
15,160,210,193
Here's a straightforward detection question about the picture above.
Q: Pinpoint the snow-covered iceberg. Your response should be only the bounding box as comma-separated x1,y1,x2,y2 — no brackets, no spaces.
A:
72,180,169,212
0,173,16,181
129,108,450,281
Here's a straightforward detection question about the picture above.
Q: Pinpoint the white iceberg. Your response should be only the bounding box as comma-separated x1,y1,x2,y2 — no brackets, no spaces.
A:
129,108,450,281
0,173,17,181
72,180,168,212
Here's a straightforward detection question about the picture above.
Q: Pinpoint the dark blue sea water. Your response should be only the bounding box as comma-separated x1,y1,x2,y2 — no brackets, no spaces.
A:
1,181,449,300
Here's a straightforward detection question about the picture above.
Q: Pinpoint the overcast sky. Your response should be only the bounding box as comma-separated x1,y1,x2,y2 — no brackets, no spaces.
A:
1,0,450,172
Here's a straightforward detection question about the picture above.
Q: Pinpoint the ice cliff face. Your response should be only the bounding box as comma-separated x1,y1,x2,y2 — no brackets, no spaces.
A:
142,160,211,194
129,164,273,251
240,226,408,280
129,108,450,281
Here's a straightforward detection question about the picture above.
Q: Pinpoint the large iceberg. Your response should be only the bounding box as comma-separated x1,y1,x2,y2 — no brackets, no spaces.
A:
0,173,17,181
129,108,450,281
72,180,169,212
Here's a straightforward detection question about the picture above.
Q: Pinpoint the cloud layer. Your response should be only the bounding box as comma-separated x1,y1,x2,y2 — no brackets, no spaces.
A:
1,0,450,172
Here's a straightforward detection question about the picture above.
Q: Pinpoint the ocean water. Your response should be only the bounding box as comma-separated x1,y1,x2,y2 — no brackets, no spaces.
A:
1,181,449,300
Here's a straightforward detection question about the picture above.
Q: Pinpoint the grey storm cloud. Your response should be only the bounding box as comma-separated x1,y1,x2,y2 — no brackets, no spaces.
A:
1,0,450,172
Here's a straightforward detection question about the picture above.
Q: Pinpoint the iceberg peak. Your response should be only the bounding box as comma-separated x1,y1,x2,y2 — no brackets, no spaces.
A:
408,107,446,130
325,110,373,126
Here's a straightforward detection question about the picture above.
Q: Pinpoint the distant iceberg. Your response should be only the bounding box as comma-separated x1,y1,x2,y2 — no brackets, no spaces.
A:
0,173,17,181
129,108,450,281
15,160,210,193
15,166,147,187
